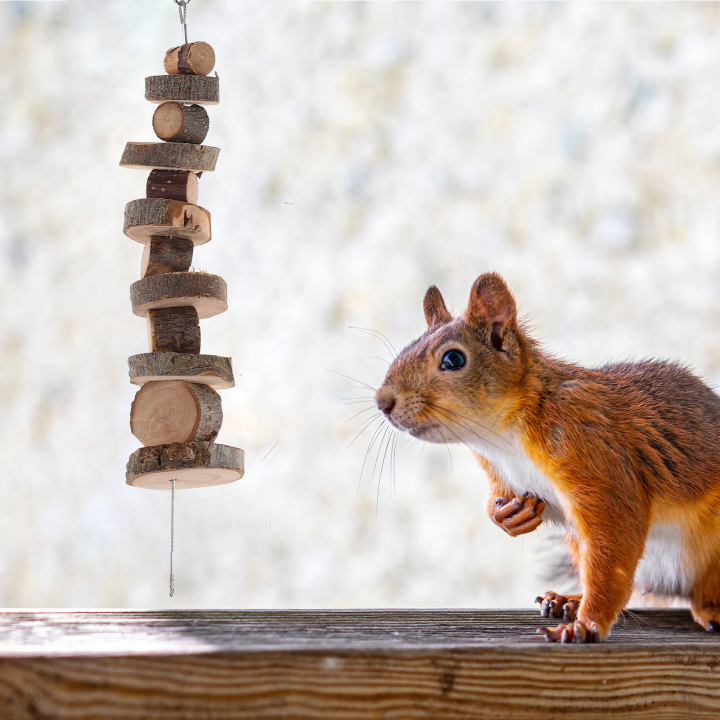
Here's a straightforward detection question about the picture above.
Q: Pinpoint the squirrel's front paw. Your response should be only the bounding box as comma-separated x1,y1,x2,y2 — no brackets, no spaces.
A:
538,620,599,644
535,591,582,622
490,495,545,537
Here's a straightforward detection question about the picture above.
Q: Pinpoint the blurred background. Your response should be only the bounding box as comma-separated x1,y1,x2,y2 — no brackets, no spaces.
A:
0,0,719,608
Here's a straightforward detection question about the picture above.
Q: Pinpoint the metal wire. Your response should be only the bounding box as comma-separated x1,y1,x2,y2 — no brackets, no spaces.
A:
169,478,175,598
174,0,190,45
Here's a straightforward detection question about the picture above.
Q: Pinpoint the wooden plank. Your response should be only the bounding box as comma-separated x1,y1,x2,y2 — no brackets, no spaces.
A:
0,610,717,719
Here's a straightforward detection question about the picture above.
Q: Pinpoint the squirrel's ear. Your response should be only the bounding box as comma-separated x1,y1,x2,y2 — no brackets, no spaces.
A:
465,273,517,349
423,285,452,327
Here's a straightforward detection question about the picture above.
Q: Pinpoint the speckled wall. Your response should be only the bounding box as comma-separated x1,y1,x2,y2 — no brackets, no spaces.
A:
0,0,717,608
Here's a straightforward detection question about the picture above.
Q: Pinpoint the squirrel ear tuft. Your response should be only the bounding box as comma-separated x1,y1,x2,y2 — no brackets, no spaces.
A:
465,273,517,339
423,285,452,327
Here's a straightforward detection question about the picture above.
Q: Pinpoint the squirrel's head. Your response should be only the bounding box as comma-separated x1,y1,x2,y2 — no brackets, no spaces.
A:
375,273,531,444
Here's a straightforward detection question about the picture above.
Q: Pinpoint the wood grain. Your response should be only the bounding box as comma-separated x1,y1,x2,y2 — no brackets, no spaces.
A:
128,352,235,389
145,75,219,105
142,237,194,278
146,170,199,205
0,610,717,719
120,142,219,172
152,102,209,144
164,42,216,76
147,306,200,353
130,272,227,319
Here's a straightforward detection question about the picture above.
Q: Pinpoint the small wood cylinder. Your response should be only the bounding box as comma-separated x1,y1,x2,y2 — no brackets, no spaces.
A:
124,199,211,245
126,442,244,490
148,306,200,354
146,170,199,204
164,42,216,76
121,142,219,173
141,237,194,278
131,272,228,319
130,380,222,447
145,75,219,105
129,353,235,389
153,103,209,144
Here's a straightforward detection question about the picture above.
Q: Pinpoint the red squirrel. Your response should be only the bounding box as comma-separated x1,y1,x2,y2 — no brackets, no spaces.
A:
374,272,720,643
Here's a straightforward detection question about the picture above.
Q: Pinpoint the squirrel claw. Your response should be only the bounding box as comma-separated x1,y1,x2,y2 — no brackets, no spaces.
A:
538,620,598,644
490,495,545,537
536,591,582,622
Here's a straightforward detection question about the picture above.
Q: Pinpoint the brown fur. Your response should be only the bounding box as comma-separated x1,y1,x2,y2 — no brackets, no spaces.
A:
375,272,720,642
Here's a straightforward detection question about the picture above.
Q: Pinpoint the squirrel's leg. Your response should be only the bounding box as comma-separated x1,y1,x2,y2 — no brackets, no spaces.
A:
477,455,545,537
539,505,648,643
690,559,720,632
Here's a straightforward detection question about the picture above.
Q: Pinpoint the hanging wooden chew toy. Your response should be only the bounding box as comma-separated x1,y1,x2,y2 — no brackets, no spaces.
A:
120,0,244,596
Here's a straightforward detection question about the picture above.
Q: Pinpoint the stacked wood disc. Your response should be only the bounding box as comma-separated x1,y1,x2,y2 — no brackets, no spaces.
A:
120,42,243,490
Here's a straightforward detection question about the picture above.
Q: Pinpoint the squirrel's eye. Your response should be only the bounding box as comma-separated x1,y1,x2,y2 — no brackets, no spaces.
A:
440,350,466,371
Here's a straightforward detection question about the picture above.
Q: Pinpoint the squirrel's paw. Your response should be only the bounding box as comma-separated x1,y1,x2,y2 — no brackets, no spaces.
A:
535,591,582,622
691,606,720,632
538,620,599,644
491,495,545,537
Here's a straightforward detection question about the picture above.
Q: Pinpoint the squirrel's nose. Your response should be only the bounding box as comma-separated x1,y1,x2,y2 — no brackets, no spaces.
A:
375,388,397,416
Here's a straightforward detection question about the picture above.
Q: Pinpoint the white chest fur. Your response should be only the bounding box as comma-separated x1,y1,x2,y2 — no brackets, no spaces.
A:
467,431,567,525
634,523,692,598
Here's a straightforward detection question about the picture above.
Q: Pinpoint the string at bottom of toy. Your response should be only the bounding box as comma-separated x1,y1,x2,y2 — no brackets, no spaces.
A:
170,478,175,598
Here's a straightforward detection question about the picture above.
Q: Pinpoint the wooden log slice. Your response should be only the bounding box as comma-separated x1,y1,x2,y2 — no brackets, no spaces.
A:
129,353,235,389
131,272,227,319
146,170,199,204
164,42,216,76
145,75,219,105
142,237,194,278
124,199,211,245
148,306,200,354
120,142,219,172
153,103,209,144
130,380,222,446
127,442,244,490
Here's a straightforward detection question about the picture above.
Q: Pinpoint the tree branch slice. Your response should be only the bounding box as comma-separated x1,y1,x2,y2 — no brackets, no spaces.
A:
129,353,235,389
120,142,219,173
126,442,244,490
124,199,211,245
145,75,219,105
131,272,228,319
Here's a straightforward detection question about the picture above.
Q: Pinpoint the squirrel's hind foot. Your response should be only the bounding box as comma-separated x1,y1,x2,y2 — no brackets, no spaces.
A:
535,591,582,622
538,620,598,644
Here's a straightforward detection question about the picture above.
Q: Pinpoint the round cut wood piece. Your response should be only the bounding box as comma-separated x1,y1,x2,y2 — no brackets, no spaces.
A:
145,75,219,105
127,442,244,490
131,272,227,319
165,42,216,76
124,199,211,245
120,142,219,173
129,353,235,389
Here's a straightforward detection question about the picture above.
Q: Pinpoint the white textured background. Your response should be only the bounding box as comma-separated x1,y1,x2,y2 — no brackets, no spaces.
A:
1,0,719,608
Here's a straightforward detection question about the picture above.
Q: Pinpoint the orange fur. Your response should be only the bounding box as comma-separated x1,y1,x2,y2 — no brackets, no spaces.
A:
375,273,720,641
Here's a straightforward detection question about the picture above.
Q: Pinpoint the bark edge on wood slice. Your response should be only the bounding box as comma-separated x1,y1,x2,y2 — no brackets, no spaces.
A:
142,237,194,278
131,272,228,319
120,142,219,173
164,42,216,76
148,306,200,353
124,198,211,245
152,103,209,144
145,75,219,105
130,380,222,447
146,170,199,204
129,353,235,389
127,442,244,490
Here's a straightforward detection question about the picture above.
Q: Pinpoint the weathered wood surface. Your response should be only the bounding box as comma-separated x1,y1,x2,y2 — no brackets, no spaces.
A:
145,74,219,105
146,169,199,205
0,610,717,719
142,237,194,278
131,272,227,319
124,198,211,245
120,142,219,172
128,352,235,388
126,442,243,489
164,42,216,76
152,102,209,144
